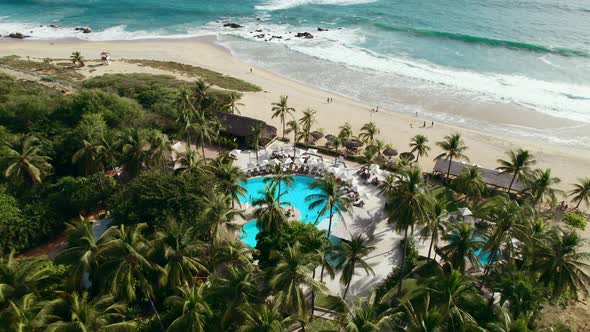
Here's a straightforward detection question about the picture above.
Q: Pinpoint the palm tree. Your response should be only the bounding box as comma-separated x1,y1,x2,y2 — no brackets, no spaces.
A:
453,165,486,202
496,148,536,193
70,51,85,67
208,265,258,327
175,149,210,176
334,234,376,299
332,136,344,163
428,269,483,327
307,174,352,237
165,284,212,332
203,193,243,251
270,242,326,317
1,292,44,332
238,301,293,332
359,122,379,146
491,268,544,321
420,192,453,261
342,292,394,332
382,166,432,296
116,128,149,178
410,134,431,164
98,224,166,331
362,148,377,173
400,292,445,332
224,92,244,114
55,217,103,290
215,162,247,208
568,178,590,210
42,292,135,332
527,168,562,211
1,134,52,185
193,79,212,109
0,252,56,305
338,122,354,142
249,123,266,163
438,223,483,272
481,195,531,274
175,88,197,150
264,164,294,203
192,110,218,159
72,114,106,176
285,119,300,153
533,228,590,301
97,133,120,177
299,108,317,145
434,133,469,181
271,95,296,139
151,221,208,289
252,184,290,234
211,240,253,271
147,131,172,170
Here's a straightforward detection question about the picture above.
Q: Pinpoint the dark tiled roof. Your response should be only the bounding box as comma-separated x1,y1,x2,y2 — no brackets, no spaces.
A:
215,112,277,138
433,159,526,192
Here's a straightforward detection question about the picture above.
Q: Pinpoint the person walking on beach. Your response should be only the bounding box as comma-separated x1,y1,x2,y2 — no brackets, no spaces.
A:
431,121,434,127
423,121,426,128
250,68,252,73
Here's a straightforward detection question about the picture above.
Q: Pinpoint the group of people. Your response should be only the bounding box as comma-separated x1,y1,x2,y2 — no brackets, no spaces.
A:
327,97,334,103
410,121,435,129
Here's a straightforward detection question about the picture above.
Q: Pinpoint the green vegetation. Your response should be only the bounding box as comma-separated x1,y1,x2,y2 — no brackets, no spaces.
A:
126,59,262,92
0,55,84,82
1,67,589,332
563,212,587,230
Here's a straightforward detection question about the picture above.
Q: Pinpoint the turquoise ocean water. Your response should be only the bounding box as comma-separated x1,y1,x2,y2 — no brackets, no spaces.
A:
1,0,589,146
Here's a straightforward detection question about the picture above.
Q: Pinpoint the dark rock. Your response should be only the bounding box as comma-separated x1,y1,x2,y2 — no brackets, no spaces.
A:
271,35,282,39
49,24,60,28
255,29,263,32
8,33,29,39
295,32,314,39
223,23,243,29
254,34,265,39
317,27,329,32
75,27,92,33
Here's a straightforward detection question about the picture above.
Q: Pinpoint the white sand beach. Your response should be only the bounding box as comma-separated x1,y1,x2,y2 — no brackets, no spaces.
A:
1,37,589,194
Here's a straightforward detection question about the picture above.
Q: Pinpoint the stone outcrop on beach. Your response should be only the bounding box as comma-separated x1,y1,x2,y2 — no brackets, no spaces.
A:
223,23,243,29
295,32,314,39
75,27,92,33
8,33,30,39
317,27,329,32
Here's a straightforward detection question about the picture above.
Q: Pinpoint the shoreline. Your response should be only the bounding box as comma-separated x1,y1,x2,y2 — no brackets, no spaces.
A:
1,36,589,192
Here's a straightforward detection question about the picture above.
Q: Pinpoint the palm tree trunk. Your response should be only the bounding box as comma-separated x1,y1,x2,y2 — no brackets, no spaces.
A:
282,120,286,140
311,269,316,321
575,200,581,210
320,205,334,283
343,280,351,300
428,231,436,260
446,157,453,182
147,294,165,332
201,144,206,160
397,226,410,297
508,173,516,193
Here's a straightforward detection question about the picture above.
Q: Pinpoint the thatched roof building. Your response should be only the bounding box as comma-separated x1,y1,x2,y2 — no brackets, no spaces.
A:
215,112,277,146
433,159,527,192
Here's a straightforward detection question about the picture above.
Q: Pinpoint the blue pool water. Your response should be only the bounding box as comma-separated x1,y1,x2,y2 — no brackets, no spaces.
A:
241,220,260,248
474,235,492,266
239,175,332,247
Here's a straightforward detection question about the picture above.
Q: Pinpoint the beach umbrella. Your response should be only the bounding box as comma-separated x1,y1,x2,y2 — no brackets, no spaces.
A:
383,148,398,157
352,185,360,192
284,158,293,164
325,134,336,141
399,152,415,161
306,148,318,154
362,192,372,200
344,139,363,149
311,131,324,140
270,159,282,166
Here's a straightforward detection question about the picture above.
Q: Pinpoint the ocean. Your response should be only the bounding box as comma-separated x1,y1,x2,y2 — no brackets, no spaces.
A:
1,0,589,147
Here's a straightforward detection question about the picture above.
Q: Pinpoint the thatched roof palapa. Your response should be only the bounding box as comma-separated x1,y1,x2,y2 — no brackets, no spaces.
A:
215,112,277,138
399,152,415,161
383,148,398,157
432,159,527,192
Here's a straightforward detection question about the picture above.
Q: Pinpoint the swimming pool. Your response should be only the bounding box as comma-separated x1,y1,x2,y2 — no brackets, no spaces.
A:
238,176,334,247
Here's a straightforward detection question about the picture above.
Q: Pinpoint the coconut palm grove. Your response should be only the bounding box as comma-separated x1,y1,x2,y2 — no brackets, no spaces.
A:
1,63,590,331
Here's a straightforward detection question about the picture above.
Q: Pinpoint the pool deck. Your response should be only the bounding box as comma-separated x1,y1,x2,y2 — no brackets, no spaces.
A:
231,142,435,300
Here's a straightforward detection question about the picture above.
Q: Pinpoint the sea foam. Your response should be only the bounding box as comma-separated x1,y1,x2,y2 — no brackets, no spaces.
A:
255,0,377,11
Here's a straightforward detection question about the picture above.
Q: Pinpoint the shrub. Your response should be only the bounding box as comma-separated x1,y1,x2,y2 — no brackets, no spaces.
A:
0,189,35,254
563,212,587,230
